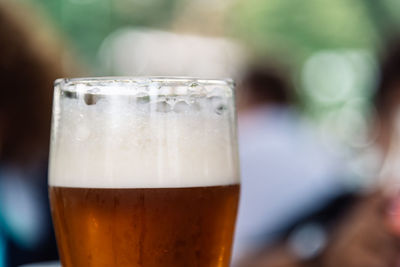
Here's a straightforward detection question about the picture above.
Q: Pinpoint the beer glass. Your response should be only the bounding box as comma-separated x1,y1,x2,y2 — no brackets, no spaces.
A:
48,77,240,267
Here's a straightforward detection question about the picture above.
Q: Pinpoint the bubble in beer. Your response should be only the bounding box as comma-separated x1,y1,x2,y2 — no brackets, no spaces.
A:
136,92,150,100
209,96,227,115
188,84,207,101
148,81,162,94
173,100,190,113
215,104,227,115
156,101,172,112
62,90,77,99
189,82,199,88
84,88,102,105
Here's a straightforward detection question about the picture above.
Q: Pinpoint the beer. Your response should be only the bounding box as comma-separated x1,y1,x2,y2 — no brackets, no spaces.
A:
50,186,239,266
49,77,240,267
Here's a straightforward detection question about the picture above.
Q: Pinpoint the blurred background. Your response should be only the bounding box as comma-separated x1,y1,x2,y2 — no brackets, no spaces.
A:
3,0,400,266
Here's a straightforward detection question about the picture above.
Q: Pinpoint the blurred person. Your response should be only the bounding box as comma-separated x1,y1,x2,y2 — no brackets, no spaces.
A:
374,39,400,186
234,46,400,267
238,191,399,267
233,64,352,265
318,39,400,267
374,38,400,235
0,1,75,266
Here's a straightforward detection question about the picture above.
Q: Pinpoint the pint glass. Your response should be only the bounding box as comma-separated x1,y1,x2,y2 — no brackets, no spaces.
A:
48,77,240,267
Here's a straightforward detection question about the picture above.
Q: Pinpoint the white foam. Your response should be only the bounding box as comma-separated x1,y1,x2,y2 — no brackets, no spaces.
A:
49,82,240,188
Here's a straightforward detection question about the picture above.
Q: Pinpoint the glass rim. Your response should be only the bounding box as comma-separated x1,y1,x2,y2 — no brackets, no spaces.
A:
55,76,235,93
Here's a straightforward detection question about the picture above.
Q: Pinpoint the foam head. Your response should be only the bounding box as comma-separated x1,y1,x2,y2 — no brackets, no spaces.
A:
49,77,240,188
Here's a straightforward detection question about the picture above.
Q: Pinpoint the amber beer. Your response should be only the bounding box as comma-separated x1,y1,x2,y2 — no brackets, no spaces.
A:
49,77,240,267
50,186,239,266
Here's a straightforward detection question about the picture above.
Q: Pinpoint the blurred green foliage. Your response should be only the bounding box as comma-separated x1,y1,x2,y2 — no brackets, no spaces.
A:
26,0,178,69
228,0,379,66
26,0,400,71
